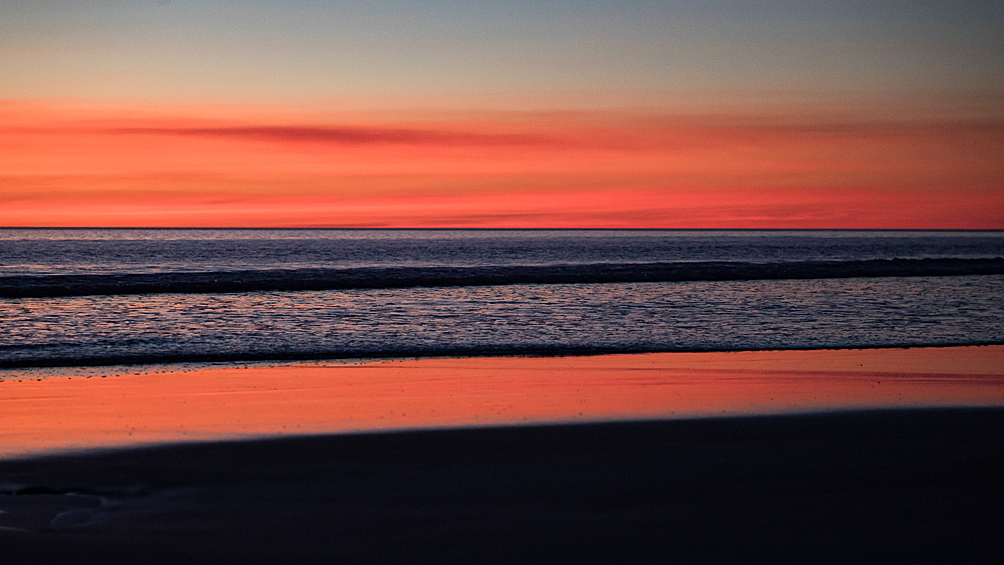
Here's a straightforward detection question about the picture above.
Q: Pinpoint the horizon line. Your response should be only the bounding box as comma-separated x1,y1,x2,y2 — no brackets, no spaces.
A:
3,227,1002,232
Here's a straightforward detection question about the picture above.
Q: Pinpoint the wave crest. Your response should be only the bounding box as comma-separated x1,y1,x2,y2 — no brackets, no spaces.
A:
2,258,1003,298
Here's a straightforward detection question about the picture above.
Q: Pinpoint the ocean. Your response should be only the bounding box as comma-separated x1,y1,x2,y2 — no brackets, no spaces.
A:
2,229,1003,374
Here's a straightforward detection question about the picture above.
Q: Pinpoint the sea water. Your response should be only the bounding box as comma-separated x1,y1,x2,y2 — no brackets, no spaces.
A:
1,229,1002,371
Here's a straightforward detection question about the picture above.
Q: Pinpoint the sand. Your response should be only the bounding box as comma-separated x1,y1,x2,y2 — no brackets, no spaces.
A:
1,409,1002,563
2,347,1003,562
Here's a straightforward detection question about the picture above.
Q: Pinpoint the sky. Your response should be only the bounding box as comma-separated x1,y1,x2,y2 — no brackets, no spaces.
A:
2,0,1002,228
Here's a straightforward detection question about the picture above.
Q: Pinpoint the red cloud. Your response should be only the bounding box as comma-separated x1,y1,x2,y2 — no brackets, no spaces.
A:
106,125,559,147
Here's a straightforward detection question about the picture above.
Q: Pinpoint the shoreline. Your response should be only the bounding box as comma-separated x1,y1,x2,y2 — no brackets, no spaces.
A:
2,345,1002,458
3,346,1003,562
6,341,1004,374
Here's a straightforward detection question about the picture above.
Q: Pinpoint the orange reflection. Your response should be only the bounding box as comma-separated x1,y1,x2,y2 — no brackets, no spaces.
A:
2,346,1002,458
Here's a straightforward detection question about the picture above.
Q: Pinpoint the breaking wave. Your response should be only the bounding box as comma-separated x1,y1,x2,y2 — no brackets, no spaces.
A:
3,258,1003,298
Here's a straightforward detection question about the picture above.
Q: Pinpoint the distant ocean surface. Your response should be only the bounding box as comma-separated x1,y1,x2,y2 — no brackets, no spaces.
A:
2,229,1003,371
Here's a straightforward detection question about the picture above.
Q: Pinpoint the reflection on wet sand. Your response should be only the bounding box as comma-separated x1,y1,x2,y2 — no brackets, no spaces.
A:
2,346,1002,457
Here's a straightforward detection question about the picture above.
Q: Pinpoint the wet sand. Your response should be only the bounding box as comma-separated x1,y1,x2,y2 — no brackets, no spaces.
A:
2,346,1003,458
2,347,1003,562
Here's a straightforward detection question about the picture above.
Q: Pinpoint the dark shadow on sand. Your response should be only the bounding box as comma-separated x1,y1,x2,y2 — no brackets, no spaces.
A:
2,408,1002,564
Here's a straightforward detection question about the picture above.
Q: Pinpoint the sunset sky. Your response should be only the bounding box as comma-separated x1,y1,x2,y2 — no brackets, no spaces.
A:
2,1,1002,228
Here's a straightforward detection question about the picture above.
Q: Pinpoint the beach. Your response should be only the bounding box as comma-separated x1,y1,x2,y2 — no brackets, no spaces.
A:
5,0,1004,558
2,346,1003,562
